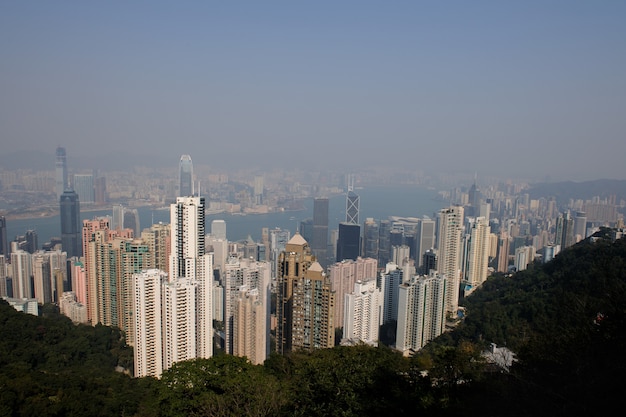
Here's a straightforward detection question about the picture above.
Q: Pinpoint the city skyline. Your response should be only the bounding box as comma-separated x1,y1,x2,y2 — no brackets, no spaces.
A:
1,2,625,181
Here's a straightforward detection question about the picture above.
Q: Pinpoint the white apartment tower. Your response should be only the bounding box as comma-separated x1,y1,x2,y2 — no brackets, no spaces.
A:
133,269,165,378
162,278,197,370
396,271,447,354
169,196,213,360
328,257,377,329
436,206,464,316
343,279,382,346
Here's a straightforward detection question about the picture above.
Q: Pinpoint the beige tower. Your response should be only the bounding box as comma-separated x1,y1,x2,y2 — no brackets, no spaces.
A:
436,206,464,316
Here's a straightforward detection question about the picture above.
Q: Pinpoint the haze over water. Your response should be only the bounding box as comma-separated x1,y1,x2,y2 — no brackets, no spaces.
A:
6,186,443,246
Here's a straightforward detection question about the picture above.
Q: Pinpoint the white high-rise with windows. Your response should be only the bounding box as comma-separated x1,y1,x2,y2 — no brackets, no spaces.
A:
169,196,213,360
162,278,197,370
132,269,165,378
343,279,382,346
396,271,447,354
436,206,464,316
463,216,491,294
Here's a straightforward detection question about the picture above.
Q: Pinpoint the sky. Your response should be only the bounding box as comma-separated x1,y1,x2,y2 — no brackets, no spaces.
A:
1,1,625,181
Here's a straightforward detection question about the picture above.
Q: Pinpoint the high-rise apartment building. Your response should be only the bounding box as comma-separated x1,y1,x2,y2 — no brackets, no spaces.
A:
555,211,575,250
169,196,213,360
162,277,197,370
132,269,165,378
178,155,194,197
55,146,68,199
233,287,266,365
60,190,81,259
328,257,377,330
311,197,329,268
223,256,270,361
343,279,382,346
11,249,32,299
436,206,464,316
276,233,334,354
381,262,404,324
396,271,447,354
462,216,491,294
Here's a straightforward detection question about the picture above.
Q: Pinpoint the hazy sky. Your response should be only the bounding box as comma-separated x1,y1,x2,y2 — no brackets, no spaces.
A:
1,1,625,181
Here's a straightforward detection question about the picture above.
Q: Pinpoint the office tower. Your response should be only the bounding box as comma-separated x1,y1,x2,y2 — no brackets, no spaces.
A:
496,231,511,273
299,218,314,243
73,174,95,203
378,220,391,267
178,154,194,197
55,146,68,199
211,219,227,240
574,211,587,242
25,230,38,253
112,204,125,230
436,205,464,316
269,228,290,282
311,197,329,267
276,233,334,353
555,211,575,250
362,218,379,260
169,196,213,359
0,216,8,259
223,256,271,359
336,222,361,262
11,250,32,299
94,176,106,205
0,256,7,297
233,287,266,364
396,271,447,354
162,278,197,370
60,190,81,258
254,175,264,205
514,246,535,271
132,269,166,378
343,279,382,346
381,263,403,324
415,217,436,269
123,208,140,237
328,257,377,330
463,216,491,294
346,191,360,225
422,249,437,275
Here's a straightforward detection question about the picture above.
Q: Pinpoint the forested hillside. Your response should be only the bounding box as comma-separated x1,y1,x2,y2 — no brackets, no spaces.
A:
1,232,625,416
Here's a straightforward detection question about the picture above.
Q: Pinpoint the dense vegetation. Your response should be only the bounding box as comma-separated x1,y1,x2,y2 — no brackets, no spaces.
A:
1,232,625,416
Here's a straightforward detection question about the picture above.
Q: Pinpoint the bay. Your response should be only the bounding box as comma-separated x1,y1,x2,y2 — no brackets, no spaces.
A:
5,185,445,247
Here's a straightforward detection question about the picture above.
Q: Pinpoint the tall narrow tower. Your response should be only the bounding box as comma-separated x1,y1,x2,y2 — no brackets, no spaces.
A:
55,146,68,199
60,190,81,259
436,205,464,316
346,174,359,225
179,155,194,197
311,197,329,267
169,196,213,359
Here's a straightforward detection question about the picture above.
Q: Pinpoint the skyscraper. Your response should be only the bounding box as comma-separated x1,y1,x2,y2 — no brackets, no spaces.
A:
436,205,464,316
169,196,213,359
415,217,436,269
0,216,9,259
346,191,360,225
328,257,377,329
55,146,68,199
362,218,379,260
73,174,94,203
132,269,165,378
343,279,382,346
178,155,194,197
336,222,361,262
276,233,334,354
311,197,329,267
462,216,491,294
396,271,447,354
60,190,81,259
